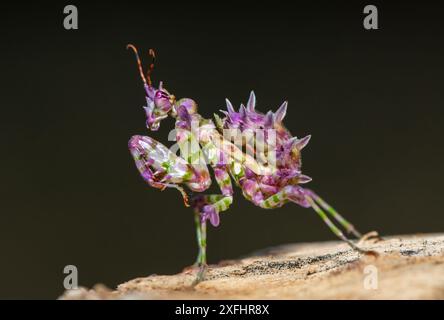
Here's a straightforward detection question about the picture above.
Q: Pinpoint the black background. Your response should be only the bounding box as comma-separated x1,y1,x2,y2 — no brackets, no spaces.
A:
1,1,443,299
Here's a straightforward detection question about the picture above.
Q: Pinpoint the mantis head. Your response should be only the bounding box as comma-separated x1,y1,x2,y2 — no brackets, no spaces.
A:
127,44,175,131
143,82,175,131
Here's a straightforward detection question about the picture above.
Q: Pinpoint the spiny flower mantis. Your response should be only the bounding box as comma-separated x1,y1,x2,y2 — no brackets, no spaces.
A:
127,45,377,282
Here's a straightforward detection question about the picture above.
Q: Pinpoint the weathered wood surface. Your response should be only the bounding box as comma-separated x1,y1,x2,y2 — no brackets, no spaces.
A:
61,233,444,299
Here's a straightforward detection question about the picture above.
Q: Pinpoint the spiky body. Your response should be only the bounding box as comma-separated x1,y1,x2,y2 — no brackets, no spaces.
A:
127,46,374,282
216,92,313,210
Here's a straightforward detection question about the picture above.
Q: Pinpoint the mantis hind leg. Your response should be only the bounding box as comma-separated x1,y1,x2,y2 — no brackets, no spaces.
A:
304,193,378,255
258,185,376,255
304,189,362,238
304,189,381,243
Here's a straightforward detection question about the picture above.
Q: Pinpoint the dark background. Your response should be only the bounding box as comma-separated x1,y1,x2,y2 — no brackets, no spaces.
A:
1,1,443,299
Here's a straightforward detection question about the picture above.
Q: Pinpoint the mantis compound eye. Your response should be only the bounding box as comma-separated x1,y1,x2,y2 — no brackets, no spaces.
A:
154,90,173,111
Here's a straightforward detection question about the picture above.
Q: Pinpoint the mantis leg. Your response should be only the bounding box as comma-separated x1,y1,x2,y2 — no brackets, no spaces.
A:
304,195,376,254
200,165,234,227
195,219,207,282
257,185,374,254
304,189,362,238
193,210,203,265
257,184,298,209
190,199,208,283
190,165,234,284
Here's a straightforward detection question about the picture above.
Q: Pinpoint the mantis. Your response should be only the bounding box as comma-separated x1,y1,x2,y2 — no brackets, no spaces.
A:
127,45,376,282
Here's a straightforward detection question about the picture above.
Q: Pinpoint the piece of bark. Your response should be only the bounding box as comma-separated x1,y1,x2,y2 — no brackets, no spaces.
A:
61,233,444,300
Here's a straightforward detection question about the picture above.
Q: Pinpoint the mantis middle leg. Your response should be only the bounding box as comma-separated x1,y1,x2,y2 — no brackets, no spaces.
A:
190,164,234,283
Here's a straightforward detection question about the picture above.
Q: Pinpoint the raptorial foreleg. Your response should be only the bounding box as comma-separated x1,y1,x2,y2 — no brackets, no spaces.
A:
128,135,194,206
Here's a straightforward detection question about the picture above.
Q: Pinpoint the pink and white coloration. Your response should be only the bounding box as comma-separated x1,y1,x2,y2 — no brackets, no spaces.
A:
127,45,377,282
